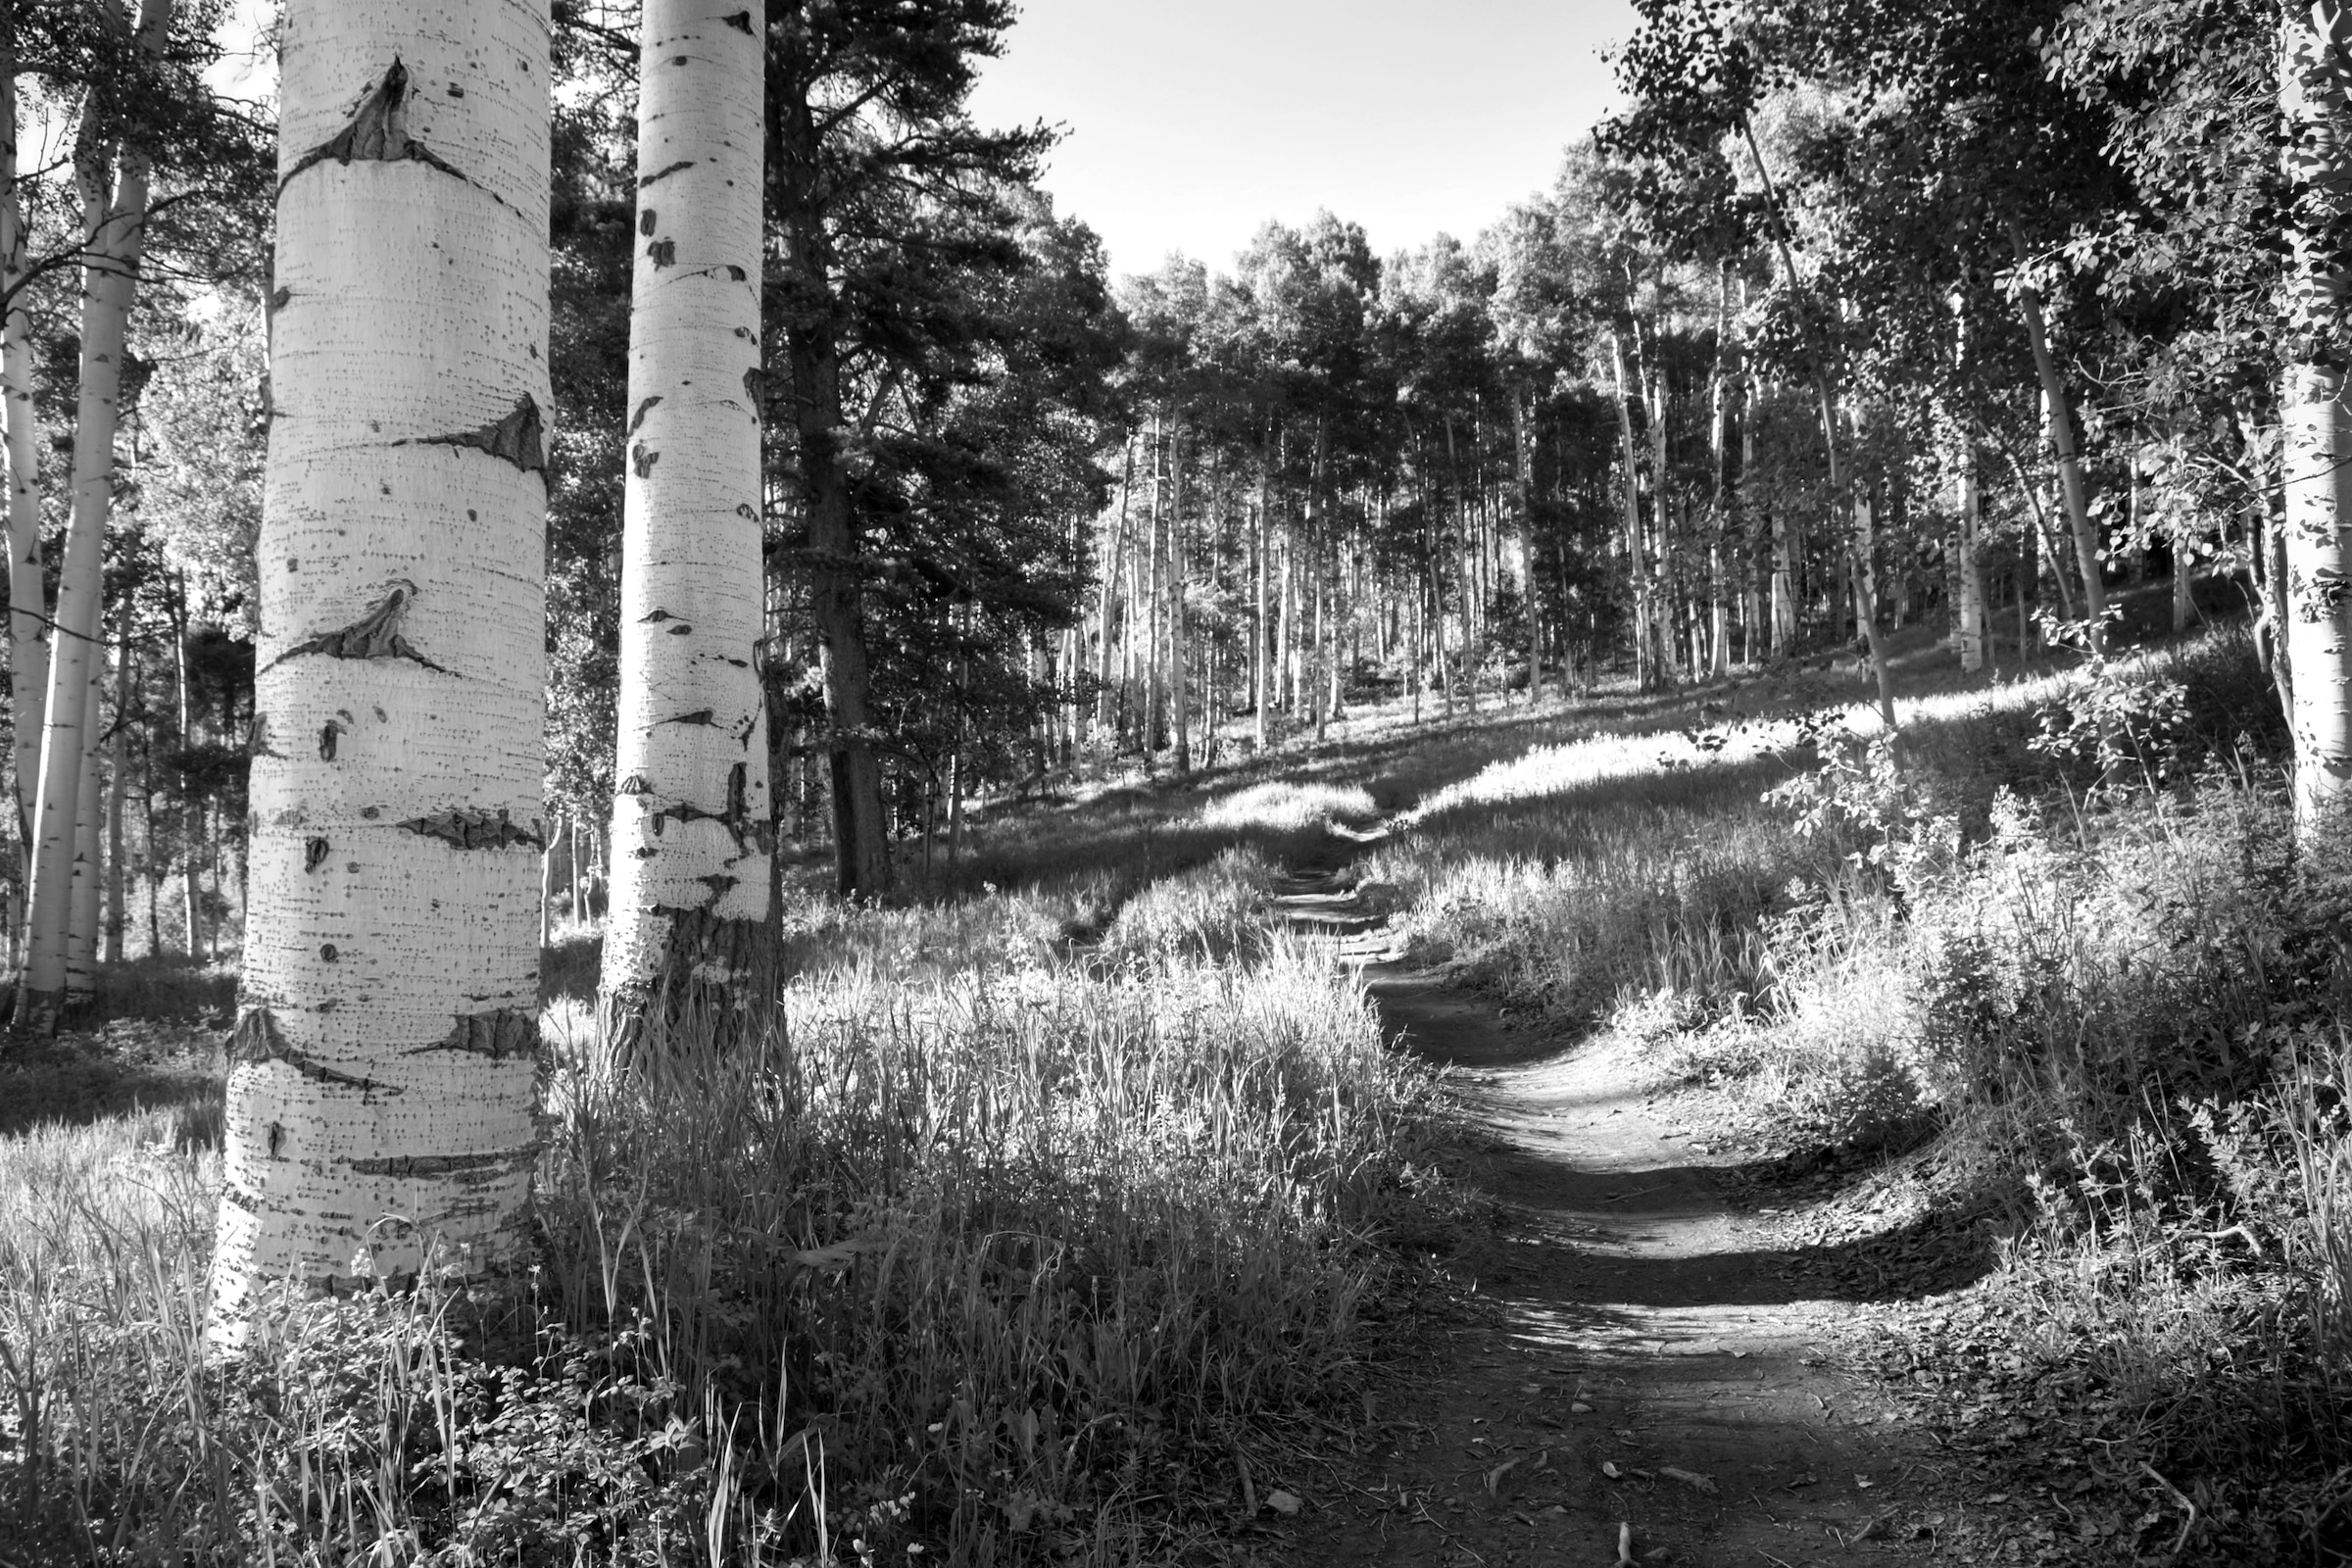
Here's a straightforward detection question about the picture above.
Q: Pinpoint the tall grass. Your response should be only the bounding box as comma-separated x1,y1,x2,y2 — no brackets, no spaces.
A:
0,832,1454,1563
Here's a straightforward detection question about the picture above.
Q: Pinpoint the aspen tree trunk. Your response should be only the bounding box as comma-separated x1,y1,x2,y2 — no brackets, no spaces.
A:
1143,414,1163,756
602,0,770,1044
103,635,129,964
1854,483,1899,729
2009,221,2107,655
1609,327,1650,688
1253,431,1270,750
2173,530,2195,633
1170,420,1190,772
1956,436,1986,673
214,0,551,1321
1094,433,1131,742
1709,268,1739,679
2284,0,2352,827
19,6,169,1033
171,600,201,956
0,19,47,879
1512,386,1540,701
1644,321,1675,683
66,659,102,1011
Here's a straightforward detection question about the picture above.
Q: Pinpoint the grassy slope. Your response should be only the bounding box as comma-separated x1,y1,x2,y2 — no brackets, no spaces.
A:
8,576,2343,1563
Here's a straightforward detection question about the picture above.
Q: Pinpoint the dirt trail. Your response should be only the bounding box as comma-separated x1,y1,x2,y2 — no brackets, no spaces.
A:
1275,860,1940,1568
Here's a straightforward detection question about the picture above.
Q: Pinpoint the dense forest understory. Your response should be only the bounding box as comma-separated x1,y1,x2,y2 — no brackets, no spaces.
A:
7,0,2352,1561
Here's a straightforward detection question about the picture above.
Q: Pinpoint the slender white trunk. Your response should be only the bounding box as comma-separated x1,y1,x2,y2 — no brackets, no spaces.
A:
19,5,170,1032
215,0,552,1321
0,21,48,888
103,634,128,964
2285,1,2352,828
600,0,769,1042
66,654,103,1010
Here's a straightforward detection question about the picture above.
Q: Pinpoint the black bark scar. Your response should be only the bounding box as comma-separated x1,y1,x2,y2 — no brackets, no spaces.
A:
281,59,472,195
416,393,546,475
629,395,662,435
269,580,448,675
228,1007,399,1097
399,808,544,851
637,159,695,188
346,1147,531,1180
404,1006,536,1060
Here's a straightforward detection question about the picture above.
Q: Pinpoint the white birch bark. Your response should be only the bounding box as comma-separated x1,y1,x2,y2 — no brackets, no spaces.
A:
19,3,170,1032
601,0,770,1040
2285,1,2352,829
0,21,47,881
214,0,551,1321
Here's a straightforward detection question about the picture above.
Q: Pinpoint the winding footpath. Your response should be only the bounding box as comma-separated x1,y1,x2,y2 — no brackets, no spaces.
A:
1276,860,1941,1568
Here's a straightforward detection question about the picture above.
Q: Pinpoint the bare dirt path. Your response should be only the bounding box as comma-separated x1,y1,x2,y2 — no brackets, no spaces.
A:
1275,859,1947,1568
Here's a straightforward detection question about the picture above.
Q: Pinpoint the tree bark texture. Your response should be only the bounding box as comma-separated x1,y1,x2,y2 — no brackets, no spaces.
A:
601,0,771,1043
770,43,890,898
2285,1,2352,827
214,0,552,1322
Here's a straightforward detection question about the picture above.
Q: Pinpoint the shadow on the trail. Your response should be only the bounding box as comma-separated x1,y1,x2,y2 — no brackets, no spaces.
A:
1471,1202,1996,1310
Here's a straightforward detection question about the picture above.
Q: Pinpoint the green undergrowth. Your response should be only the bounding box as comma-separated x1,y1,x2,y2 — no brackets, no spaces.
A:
1362,623,2352,1557
1,826,1461,1563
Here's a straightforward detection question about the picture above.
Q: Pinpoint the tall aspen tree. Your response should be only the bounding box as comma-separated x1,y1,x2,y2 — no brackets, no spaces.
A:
214,0,552,1319
0,16,46,875
18,0,172,1034
65,658,103,1010
2284,0,2352,828
601,0,770,1041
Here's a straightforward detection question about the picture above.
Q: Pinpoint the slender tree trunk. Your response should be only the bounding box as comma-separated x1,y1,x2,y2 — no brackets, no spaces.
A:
65,656,102,1011
103,632,128,964
1956,432,1986,673
1512,386,1540,699
18,8,170,1033
2173,527,2195,633
772,33,890,899
214,3,552,1325
1609,326,1650,688
1253,429,1270,749
0,19,47,896
1170,419,1190,772
1095,431,1132,742
2009,220,2107,655
1854,482,1899,729
601,0,771,1046
2285,0,2352,826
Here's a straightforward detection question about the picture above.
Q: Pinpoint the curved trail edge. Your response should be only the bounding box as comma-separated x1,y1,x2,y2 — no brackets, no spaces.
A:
1274,840,1945,1568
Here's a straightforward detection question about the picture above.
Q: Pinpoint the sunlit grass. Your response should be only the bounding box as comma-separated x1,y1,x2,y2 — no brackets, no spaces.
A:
1,800,1457,1564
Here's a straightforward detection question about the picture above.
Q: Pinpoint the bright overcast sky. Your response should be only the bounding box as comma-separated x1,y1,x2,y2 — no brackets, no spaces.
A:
966,0,1638,279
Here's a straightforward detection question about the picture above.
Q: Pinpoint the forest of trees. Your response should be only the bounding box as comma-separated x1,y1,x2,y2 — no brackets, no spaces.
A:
0,0,2343,1319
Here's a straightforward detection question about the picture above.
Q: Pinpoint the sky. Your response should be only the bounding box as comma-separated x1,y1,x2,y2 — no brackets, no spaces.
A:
965,0,1638,280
